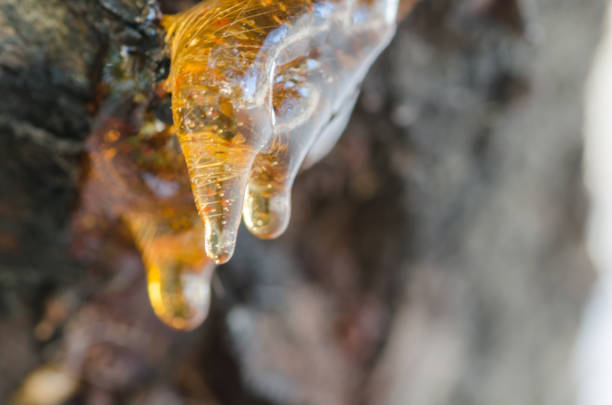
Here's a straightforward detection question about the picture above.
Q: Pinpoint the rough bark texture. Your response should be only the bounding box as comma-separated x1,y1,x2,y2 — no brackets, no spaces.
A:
0,0,605,404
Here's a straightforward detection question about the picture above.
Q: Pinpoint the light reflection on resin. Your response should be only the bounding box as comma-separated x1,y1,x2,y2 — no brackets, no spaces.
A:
164,0,399,264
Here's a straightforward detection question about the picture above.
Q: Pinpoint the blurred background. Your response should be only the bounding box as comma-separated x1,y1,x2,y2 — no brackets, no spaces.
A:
0,0,609,404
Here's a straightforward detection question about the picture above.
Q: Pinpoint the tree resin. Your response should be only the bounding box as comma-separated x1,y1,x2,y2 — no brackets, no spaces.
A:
164,0,399,264
83,100,214,331
79,0,402,330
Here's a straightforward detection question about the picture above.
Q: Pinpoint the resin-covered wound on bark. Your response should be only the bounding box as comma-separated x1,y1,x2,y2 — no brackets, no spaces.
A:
164,0,398,263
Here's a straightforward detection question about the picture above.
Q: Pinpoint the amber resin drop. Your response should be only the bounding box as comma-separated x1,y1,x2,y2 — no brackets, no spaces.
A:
83,101,215,331
164,0,399,264
126,211,213,331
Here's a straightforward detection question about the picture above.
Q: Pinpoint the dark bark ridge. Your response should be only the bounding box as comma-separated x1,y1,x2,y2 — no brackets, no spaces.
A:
0,0,165,290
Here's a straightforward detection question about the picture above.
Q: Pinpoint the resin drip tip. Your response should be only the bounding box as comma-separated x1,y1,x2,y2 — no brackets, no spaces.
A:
126,212,214,330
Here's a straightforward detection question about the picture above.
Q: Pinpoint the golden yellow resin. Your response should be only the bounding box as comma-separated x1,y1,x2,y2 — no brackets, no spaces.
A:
86,107,214,331
164,0,399,264
79,0,407,330
125,211,213,330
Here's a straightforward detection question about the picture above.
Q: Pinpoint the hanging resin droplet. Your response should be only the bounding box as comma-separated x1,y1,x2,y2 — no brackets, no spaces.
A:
164,0,399,263
125,212,213,331
82,97,216,330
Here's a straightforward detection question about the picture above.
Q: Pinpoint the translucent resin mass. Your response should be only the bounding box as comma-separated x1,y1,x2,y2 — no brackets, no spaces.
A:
164,0,399,264
84,103,215,330
81,0,399,331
